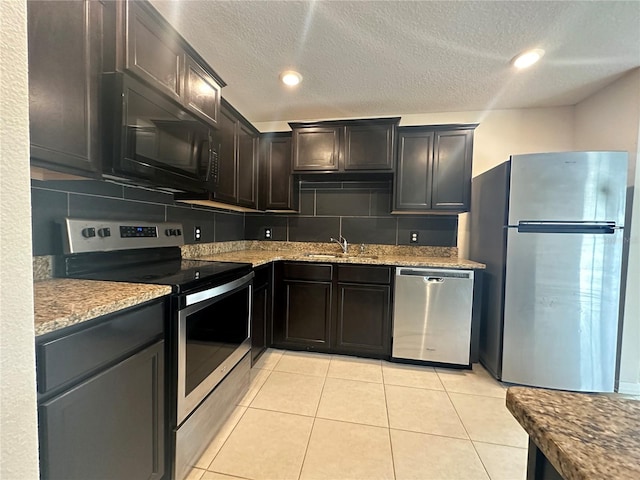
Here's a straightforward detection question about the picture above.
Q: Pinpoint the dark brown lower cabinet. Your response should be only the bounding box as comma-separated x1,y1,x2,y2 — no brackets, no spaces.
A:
334,283,391,356
252,264,271,365
274,280,333,350
39,341,165,480
36,300,166,480
272,262,392,358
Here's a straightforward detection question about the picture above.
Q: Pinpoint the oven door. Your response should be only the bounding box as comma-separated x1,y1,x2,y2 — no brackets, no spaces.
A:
177,272,253,424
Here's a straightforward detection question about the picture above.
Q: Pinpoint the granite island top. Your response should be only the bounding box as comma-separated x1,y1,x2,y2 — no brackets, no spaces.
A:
34,279,172,336
506,386,640,480
185,248,485,269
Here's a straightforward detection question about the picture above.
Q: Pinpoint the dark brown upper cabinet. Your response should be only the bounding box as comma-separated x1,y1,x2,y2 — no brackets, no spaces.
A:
343,123,396,170
212,100,258,209
124,0,183,102
28,0,106,177
291,126,341,171
258,133,298,211
122,1,224,127
183,56,221,127
28,0,226,180
290,118,399,173
394,124,477,213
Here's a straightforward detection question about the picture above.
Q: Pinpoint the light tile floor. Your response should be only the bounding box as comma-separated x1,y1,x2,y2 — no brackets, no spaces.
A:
186,349,528,480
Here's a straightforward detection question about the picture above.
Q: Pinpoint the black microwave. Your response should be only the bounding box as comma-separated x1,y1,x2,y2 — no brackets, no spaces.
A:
102,73,217,192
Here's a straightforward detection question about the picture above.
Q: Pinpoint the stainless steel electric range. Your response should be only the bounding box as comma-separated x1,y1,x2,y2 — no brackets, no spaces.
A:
57,218,253,480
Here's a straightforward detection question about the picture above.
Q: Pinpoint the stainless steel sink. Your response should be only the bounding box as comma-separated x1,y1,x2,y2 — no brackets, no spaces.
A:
304,253,340,259
303,253,378,260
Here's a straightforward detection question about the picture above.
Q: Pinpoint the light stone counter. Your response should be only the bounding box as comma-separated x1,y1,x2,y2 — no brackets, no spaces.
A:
183,243,485,270
34,279,171,336
506,386,640,480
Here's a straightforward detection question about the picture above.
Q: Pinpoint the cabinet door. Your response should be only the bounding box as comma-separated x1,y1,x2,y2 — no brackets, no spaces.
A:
214,106,238,204
28,0,104,176
184,56,221,127
431,130,474,211
292,127,341,171
39,341,165,480
344,124,395,171
237,122,259,208
273,280,332,350
259,134,295,210
394,130,434,210
252,278,269,364
125,1,183,102
334,283,391,356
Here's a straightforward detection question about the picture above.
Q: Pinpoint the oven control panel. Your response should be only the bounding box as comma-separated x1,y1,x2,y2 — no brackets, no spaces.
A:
62,218,184,254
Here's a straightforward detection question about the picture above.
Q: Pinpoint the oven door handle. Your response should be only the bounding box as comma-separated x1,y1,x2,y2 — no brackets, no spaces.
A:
185,271,254,306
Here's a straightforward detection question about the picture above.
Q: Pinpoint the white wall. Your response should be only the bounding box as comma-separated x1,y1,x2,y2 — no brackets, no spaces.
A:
0,0,40,477
256,106,576,257
574,68,640,394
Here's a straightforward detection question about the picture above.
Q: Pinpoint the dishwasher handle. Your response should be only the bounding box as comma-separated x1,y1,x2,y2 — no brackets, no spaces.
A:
397,268,472,280
425,277,444,283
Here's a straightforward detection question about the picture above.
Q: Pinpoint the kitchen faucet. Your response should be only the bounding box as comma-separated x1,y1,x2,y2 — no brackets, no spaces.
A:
330,235,348,254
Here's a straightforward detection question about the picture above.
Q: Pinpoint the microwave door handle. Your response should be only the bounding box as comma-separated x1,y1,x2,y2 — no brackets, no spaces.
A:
205,145,213,182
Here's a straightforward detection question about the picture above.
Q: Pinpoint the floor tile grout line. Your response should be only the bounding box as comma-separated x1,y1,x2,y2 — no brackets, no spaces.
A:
239,368,273,408
204,405,250,472
296,364,329,480
442,381,493,479
382,377,398,480
471,439,528,451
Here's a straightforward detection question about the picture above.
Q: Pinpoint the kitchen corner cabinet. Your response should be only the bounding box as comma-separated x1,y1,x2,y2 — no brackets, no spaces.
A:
36,300,166,480
252,264,272,365
27,0,105,177
273,262,392,358
259,132,298,211
123,0,223,127
394,124,477,213
290,118,399,173
212,100,259,208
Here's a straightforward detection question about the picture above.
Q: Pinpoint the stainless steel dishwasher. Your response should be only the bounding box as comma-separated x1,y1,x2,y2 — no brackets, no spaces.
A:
392,268,474,366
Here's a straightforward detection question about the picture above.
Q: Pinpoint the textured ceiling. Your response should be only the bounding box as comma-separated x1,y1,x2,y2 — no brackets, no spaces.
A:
150,0,640,123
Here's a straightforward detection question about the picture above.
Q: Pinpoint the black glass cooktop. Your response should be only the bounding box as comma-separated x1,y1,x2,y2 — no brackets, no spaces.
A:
59,248,252,294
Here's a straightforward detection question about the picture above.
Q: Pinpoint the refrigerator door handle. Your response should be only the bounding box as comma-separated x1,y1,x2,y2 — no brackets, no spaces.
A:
516,221,617,234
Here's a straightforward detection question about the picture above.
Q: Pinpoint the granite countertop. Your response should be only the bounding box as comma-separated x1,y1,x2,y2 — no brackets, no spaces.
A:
34,279,172,336
506,386,640,480
187,249,485,269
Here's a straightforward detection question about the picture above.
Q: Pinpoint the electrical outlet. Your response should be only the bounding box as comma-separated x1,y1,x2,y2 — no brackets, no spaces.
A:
410,231,419,243
264,227,272,240
194,225,202,242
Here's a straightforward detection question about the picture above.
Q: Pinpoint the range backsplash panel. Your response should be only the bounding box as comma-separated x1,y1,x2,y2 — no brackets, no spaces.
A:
30,180,244,255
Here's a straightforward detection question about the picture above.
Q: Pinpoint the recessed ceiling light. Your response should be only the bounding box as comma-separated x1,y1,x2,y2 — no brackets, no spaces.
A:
511,49,545,69
280,70,303,86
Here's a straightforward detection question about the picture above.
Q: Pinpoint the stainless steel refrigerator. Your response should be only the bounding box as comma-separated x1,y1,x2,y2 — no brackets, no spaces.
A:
470,151,627,392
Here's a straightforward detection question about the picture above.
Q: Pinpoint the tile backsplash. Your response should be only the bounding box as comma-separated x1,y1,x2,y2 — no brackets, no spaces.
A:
30,178,457,256
30,180,244,256
246,180,458,247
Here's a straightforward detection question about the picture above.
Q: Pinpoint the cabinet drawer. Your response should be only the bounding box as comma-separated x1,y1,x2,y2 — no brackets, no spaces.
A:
37,300,165,396
283,262,333,281
337,265,391,284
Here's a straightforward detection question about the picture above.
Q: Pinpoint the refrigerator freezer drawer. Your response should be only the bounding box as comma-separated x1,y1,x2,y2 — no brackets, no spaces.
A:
392,268,474,365
502,228,623,391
